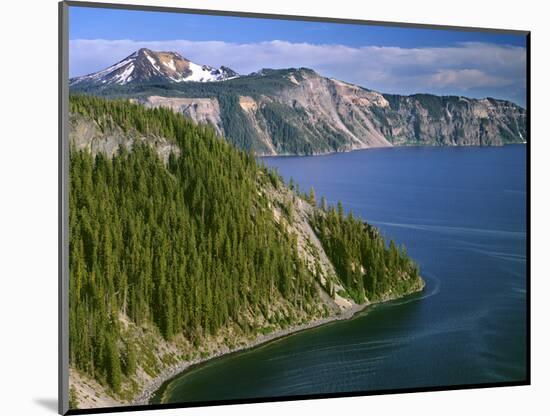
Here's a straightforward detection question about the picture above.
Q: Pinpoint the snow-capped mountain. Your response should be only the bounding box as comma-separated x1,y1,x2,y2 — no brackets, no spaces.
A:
69,48,239,87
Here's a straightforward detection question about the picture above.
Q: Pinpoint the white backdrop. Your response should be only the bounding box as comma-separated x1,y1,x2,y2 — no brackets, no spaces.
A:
0,0,547,415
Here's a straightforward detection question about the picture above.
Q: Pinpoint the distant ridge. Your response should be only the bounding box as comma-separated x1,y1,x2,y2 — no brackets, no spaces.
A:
71,50,527,155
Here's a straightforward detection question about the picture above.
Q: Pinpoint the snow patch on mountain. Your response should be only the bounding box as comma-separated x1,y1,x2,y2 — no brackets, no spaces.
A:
185,62,218,82
69,48,239,87
165,58,176,71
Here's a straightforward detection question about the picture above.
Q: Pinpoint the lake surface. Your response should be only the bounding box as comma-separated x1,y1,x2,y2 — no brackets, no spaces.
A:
156,145,527,404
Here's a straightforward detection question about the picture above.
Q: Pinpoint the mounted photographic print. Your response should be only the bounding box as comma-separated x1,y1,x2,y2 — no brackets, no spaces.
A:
58,1,530,414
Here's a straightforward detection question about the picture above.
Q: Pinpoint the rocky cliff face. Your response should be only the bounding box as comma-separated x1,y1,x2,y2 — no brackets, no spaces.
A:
69,113,180,163
377,93,527,146
136,96,225,136
134,68,526,155
71,50,527,155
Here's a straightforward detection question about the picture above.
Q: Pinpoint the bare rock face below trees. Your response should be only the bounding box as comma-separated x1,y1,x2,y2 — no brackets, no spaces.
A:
69,113,180,163
135,96,225,137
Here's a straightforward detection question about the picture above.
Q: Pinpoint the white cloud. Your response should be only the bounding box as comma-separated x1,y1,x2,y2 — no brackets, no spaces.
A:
69,39,527,105
428,69,510,89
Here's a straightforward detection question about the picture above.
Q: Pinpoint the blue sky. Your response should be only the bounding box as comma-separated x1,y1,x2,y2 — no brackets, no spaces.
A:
69,6,527,106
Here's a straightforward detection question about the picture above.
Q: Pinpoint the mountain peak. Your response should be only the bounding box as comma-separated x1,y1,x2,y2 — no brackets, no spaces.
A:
70,49,239,87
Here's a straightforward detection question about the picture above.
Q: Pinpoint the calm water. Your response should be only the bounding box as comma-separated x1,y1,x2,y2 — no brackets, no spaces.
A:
155,145,527,404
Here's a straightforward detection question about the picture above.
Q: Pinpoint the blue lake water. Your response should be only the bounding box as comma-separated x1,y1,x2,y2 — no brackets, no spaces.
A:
157,145,527,403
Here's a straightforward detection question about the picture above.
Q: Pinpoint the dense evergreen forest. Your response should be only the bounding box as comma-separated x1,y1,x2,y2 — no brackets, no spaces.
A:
311,204,422,304
69,95,322,393
68,95,421,399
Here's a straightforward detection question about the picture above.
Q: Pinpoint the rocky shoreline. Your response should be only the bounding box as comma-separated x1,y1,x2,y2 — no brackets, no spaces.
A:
132,281,425,406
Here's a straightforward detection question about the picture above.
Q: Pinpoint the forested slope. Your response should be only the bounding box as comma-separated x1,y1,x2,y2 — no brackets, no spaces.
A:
68,95,423,407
